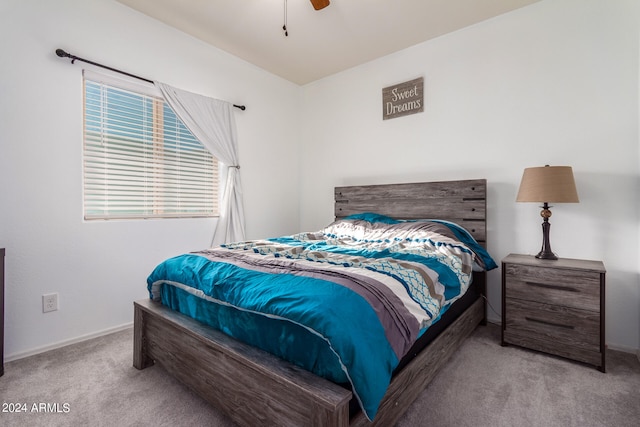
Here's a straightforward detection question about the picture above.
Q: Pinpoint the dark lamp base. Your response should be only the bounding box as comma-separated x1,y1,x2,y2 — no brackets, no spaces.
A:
537,203,558,260
535,250,558,260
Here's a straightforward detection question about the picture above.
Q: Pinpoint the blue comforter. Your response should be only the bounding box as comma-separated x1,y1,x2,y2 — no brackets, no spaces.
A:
147,214,496,420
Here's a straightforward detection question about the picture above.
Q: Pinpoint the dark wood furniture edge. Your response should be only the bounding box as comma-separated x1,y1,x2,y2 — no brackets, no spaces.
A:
599,270,606,372
501,258,507,347
1,248,4,377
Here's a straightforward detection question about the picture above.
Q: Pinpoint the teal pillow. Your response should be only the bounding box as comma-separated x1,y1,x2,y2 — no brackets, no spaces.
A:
344,212,400,224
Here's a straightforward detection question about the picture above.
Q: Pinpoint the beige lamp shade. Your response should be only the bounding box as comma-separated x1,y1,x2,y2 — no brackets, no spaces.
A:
516,166,579,203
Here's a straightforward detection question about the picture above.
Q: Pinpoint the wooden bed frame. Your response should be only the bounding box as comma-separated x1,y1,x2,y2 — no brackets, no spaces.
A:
133,179,488,426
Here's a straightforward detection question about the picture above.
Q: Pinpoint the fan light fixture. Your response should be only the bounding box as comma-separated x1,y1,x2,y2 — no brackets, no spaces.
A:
310,0,330,10
284,0,331,37
516,165,579,260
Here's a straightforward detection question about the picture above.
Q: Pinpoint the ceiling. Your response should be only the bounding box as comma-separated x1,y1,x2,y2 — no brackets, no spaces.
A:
115,0,541,86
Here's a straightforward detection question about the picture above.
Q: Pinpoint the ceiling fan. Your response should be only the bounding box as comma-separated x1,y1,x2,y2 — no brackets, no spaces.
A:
283,0,330,36
310,0,330,10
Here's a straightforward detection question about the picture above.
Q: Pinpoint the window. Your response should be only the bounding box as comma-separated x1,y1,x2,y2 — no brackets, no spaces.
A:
83,71,219,220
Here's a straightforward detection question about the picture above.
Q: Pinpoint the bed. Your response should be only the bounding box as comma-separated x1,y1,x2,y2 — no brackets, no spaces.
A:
133,179,495,426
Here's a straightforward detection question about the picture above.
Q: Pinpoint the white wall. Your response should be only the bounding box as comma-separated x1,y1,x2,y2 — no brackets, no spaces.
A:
1,0,638,359
0,0,301,358
300,0,640,352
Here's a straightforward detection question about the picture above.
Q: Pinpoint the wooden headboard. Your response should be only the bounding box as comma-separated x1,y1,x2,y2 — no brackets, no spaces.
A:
334,179,487,246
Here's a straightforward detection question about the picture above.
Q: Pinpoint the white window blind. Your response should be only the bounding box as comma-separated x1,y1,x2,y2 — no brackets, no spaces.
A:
83,72,219,220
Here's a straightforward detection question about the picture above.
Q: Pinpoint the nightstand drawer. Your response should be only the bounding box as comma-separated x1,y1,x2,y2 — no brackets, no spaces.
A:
504,299,602,366
504,263,600,312
505,298,600,348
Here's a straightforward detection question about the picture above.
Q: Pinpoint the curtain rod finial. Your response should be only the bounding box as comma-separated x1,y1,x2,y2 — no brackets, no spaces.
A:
55,48,69,58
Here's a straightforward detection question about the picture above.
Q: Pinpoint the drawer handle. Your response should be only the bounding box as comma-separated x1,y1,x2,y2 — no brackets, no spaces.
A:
525,316,575,330
525,281,578,293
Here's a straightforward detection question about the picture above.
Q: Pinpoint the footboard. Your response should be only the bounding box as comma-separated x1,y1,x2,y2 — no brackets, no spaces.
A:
134,297,484,427
133,299,352,427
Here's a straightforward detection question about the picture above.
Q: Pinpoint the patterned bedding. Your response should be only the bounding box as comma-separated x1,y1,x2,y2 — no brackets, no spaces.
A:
147,213,496,420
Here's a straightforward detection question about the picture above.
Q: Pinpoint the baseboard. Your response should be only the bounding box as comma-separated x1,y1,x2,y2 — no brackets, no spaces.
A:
5,322,133,362
606,342,640,356
486,315,501,326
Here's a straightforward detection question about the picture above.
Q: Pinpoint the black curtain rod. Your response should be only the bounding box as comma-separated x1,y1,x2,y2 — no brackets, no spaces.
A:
55,49,246,111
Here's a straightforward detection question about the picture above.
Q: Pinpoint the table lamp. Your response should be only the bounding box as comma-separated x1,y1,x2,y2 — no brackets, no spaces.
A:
516,165,579,260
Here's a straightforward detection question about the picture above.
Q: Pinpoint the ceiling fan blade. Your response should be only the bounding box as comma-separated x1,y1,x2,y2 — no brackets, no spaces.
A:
310,0,330,10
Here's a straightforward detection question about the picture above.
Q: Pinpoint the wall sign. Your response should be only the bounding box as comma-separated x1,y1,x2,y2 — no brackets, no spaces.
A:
382,77,424,120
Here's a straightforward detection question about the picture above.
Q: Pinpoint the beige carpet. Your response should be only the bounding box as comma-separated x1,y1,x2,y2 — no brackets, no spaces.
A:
1,323,638,426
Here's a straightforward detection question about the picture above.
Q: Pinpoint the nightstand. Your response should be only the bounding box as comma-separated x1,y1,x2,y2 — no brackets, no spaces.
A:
501,253,606,372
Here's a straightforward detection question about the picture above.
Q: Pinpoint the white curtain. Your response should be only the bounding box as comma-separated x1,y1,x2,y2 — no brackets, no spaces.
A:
155,81,245,246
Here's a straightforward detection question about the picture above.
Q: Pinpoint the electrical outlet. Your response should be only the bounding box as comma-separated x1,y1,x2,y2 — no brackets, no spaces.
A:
43,293,58,313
